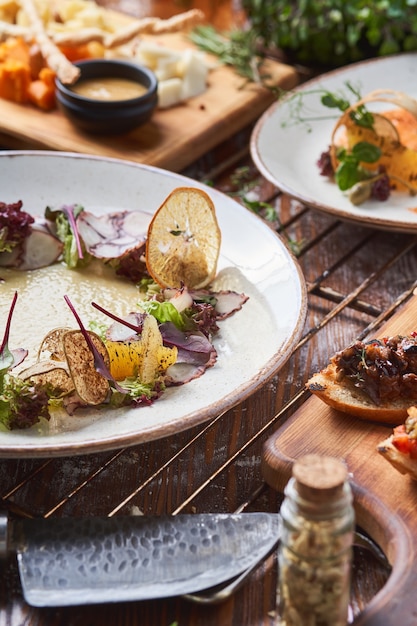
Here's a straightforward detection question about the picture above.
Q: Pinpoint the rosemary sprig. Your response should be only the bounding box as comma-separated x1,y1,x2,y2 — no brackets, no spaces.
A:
189,25,268,85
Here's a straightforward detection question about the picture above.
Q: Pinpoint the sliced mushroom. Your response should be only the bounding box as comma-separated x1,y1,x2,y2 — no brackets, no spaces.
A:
62,330,110,405
19,359,74,397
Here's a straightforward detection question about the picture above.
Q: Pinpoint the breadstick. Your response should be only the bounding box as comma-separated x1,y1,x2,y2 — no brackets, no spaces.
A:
52,27,109,47
147,9,205,33
106,9,205,46
46,8,205,49
0,20,31,40
19,0,80,84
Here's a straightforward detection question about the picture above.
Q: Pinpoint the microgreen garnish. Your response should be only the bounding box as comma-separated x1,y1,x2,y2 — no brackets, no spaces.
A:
349,106,375,129
320,83,375,129
320,92,350,112
282,82,376,134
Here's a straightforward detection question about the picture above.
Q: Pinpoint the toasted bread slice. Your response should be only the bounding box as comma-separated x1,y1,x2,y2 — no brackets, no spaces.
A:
307,363,411,424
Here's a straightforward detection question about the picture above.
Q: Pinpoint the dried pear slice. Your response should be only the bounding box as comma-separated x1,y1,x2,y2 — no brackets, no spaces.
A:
106,315,178,385
139,315,172,385
63,330,110,405
19,359,74,397
139,315,163,385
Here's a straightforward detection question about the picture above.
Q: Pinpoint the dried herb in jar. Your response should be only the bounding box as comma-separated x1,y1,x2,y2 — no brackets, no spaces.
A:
278,454,355,626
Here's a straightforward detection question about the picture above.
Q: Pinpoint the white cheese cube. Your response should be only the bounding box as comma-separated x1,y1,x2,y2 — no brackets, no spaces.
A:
179,49,209,100
158,78,183,109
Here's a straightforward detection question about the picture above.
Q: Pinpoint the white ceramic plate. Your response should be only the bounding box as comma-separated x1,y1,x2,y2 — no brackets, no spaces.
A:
0,151,307,458
251,53,417,233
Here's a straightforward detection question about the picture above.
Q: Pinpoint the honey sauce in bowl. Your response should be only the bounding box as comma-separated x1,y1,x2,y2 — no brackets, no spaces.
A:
55,59,158,134
71,77,148,101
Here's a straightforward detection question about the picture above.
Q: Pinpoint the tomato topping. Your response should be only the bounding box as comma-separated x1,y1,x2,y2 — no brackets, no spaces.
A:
392,425,417,458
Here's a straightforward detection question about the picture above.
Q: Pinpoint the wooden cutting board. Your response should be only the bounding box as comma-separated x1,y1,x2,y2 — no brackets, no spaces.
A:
262,291,417,626
0,28,299,172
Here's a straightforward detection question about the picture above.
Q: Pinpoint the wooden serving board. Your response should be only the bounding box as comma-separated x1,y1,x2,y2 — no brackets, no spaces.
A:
262,291,417,626
0,30,299,172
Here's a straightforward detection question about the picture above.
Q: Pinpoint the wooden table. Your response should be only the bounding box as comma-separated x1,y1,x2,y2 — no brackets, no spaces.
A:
1,1,414,624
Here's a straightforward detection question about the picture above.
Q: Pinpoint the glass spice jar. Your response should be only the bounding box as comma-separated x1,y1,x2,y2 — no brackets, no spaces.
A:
278,454,355,626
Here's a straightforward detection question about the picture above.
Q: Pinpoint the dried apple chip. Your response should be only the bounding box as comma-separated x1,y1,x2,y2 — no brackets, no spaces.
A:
63,330,110,405
145,187,221,289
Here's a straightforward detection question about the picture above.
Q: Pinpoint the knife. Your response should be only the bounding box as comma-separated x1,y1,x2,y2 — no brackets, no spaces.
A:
0,511,280,607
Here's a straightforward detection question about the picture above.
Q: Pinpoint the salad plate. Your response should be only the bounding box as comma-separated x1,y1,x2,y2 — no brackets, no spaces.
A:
251,53,417,233
0,151,307,458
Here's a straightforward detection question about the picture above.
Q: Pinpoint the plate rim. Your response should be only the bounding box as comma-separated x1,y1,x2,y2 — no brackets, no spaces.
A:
250,52,417,233
0,150,307,458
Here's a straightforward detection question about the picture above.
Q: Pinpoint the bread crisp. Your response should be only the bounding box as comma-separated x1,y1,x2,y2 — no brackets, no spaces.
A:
307,363,411,424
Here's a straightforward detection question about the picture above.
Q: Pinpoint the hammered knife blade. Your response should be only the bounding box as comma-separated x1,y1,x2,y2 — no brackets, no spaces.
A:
0,511,280,607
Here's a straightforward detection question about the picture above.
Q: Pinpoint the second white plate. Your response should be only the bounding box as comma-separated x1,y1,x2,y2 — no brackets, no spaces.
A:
251,53,417,232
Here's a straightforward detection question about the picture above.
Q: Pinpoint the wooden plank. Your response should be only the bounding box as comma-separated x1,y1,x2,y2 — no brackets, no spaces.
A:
0,29,299,171
262,290,417,625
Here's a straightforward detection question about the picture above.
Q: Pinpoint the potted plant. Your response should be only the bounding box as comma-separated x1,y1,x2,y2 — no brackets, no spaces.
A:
241,0,417,67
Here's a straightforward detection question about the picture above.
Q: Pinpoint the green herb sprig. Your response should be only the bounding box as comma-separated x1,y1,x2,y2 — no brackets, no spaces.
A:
189,25,268,85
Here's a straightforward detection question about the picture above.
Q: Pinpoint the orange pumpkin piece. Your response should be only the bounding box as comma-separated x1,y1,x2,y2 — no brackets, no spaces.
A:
27,67,56,110
0,59,31,103
0,37,31,66
58,42,104,62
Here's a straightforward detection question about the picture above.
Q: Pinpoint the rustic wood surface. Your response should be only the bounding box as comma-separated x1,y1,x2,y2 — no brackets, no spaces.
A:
1,1,416,624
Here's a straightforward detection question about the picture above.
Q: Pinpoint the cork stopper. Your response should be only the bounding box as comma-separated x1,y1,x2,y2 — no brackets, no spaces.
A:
292,454,348,503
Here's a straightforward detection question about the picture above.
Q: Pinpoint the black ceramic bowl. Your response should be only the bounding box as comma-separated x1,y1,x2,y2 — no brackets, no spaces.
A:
55,59,158,134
